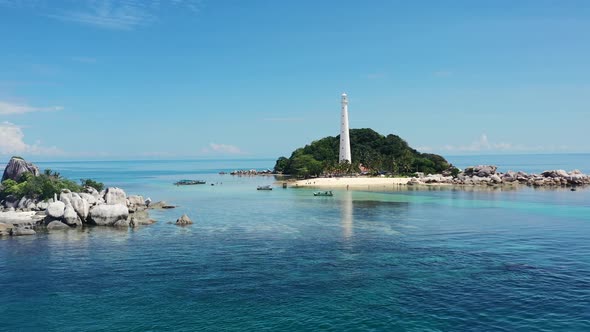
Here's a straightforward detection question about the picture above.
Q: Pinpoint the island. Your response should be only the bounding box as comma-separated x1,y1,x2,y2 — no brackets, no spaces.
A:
275,128,589,189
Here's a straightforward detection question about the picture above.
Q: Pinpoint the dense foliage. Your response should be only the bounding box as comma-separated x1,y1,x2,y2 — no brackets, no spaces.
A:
80,178,105,192
0,170,104,201
274,128,455,177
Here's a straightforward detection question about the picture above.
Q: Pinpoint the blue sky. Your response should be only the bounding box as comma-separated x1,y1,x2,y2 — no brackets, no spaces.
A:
0,0,589,161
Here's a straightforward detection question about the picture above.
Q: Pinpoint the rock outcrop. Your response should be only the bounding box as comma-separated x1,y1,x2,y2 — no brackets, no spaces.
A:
409,166,590,187
176,214,192,225
104,187,127,206
63,205,82,226
88,204,129,226
46,201,66,219
1,156,40,182
1,158,155,236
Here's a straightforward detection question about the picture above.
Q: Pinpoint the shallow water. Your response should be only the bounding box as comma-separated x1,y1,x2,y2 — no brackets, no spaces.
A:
1,158,590,331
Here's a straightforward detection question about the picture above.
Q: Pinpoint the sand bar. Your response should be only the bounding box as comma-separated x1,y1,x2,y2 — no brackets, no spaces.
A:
290,177,411,189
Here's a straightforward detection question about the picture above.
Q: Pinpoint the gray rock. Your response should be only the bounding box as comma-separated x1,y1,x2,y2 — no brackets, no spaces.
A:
79,193,97,205
84,186,99,195
46,220,70,230
17,196,28,209
59,190,72,206
71,196,90,221
113,219,130,227
176,214,193,225
490,174,502,183
12,228,36,236
1,156,40,182
63,205,82,226
541,170,569,178
36,201,49,211
89,204,129,226
46,201,66,219
127,195,144,206
104,187,127,206
0,222,13,236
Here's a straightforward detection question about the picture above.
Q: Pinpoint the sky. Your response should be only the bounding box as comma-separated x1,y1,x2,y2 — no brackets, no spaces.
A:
0,0,589,161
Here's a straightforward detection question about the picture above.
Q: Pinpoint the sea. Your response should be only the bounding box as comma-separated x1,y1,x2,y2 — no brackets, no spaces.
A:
1,154,589,331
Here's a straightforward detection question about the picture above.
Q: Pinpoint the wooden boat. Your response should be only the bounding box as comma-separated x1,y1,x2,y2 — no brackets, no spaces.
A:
313,191,333,197
257,185,273,191
174,180,206,185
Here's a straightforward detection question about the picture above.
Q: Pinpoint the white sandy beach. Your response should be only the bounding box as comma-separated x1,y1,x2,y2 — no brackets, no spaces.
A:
290,176,412,189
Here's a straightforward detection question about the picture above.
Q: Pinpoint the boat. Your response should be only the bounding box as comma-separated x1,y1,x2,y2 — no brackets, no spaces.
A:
313,191,333,196
257,185,273,190
174,180,206,185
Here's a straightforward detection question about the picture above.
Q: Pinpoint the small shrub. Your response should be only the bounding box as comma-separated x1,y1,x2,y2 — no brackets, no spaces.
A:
80,178,104,192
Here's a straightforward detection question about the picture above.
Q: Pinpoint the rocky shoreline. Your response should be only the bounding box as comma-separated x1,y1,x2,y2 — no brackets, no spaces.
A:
0,186,163,236
0,156,169,237
409,165,590,187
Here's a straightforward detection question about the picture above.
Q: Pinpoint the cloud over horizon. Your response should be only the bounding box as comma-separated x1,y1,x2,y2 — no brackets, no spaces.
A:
0,101,63,115
419,134,571,154
0,122,63,156
201,143,245,155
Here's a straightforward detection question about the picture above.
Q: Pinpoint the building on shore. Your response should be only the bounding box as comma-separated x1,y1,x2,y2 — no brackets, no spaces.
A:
339,93,352,163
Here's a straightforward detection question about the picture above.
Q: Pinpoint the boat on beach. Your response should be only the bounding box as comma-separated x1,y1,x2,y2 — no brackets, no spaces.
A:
257,185,273,190
313,191,333,196
174,180,206,185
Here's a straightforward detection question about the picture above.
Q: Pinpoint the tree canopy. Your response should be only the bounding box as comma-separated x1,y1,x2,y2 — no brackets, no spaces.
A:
274,128,454,177
0,170,105,201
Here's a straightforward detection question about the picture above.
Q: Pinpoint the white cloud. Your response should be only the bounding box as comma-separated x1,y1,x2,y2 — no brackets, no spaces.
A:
439,134,570,153
0,0,203,30
0,122,63,155
201,143,245,155
0,101,63,115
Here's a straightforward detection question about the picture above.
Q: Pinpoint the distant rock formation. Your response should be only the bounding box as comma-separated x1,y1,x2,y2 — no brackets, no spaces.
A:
176,214,193,225
409,165,590,187
1,156,40,181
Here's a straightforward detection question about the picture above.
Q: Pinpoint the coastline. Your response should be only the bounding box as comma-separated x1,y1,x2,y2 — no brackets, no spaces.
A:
290,177,413,189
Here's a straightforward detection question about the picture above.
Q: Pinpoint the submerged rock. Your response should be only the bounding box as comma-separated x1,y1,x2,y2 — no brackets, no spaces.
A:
12,228,36,236
0,222,13,236
46,220,70,230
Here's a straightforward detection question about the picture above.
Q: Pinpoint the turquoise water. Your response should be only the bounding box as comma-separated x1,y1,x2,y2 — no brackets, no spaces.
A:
1,157,590,331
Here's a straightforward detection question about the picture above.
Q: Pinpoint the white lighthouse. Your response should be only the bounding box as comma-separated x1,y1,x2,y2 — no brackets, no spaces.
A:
339,93,352,163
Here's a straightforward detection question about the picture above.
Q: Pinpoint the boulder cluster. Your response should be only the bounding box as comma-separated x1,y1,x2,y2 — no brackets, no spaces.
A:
0,187,154,236
409,165,590,187
229,169,273,176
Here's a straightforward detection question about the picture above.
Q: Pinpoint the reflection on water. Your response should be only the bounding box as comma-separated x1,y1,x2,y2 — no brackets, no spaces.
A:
340,190,353,240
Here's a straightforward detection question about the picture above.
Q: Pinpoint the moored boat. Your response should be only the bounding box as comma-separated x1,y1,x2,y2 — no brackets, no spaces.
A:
313,191,333,196
257,185,273,190
174,180,206,185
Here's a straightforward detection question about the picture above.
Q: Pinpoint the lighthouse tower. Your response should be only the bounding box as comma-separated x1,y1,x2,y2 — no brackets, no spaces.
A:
339,93,352,163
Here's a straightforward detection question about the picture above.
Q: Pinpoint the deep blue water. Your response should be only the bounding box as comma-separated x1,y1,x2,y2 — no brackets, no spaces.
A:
1,156,590,331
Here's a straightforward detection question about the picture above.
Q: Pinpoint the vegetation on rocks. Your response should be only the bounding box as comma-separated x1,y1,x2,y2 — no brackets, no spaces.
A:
0,162,104,201
274,128,456,177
